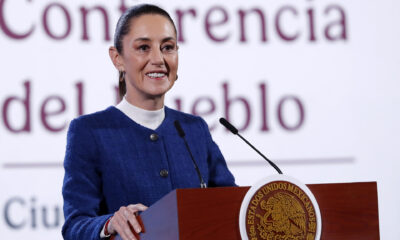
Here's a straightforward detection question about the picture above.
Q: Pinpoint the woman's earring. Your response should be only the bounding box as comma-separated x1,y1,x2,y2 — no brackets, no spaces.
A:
119,71,125,82
176,75,178,81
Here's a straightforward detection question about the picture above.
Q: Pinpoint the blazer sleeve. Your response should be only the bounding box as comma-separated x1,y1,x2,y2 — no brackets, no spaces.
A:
199,118,237,187
62,119,112,240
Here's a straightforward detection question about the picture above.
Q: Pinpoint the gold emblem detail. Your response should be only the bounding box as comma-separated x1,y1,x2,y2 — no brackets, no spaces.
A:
245,181,317,240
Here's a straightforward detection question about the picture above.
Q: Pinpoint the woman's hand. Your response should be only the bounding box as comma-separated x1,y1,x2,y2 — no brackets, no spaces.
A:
108,204,148,240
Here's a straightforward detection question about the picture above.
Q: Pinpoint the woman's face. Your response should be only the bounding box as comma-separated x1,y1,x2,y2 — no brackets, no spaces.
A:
118,14,178,107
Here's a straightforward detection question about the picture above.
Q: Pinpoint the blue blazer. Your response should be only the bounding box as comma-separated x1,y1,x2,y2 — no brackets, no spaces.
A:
62,106,236,240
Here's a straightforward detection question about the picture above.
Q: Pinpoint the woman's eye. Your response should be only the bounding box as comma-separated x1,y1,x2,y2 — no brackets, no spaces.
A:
138,45,149,51
162,44,176,52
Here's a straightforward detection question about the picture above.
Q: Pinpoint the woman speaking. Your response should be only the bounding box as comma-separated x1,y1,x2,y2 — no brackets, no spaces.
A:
62,4,236,240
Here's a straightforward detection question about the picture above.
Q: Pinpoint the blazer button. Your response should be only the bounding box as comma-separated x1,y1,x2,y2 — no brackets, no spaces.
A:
160,169,169,178
150,133,158,141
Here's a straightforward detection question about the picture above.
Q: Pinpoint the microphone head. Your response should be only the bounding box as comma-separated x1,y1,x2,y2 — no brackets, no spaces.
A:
174,120,185,138
219,118,238,134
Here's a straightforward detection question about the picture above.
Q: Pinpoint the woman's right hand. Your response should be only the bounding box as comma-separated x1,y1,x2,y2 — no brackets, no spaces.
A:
108,203,148,240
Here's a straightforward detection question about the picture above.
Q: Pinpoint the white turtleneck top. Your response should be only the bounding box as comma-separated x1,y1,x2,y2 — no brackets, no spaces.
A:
116,97,165,130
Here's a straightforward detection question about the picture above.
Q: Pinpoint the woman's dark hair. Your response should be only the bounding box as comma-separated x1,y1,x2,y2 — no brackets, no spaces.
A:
114,4,177,99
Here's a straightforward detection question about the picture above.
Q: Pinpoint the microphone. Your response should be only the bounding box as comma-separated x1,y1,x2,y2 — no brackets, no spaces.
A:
174,120,207,188
219,118,283,174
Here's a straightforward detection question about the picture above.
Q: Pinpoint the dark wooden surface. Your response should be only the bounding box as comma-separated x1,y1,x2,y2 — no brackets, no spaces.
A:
114,182,379,240
177,187,249,239
308,182,380,240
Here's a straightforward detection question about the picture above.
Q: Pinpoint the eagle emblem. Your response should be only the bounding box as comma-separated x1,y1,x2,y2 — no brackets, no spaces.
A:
241,179,320,240
256,192,307,239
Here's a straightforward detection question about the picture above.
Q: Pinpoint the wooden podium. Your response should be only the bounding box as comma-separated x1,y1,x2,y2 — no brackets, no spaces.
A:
113,182,379,240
